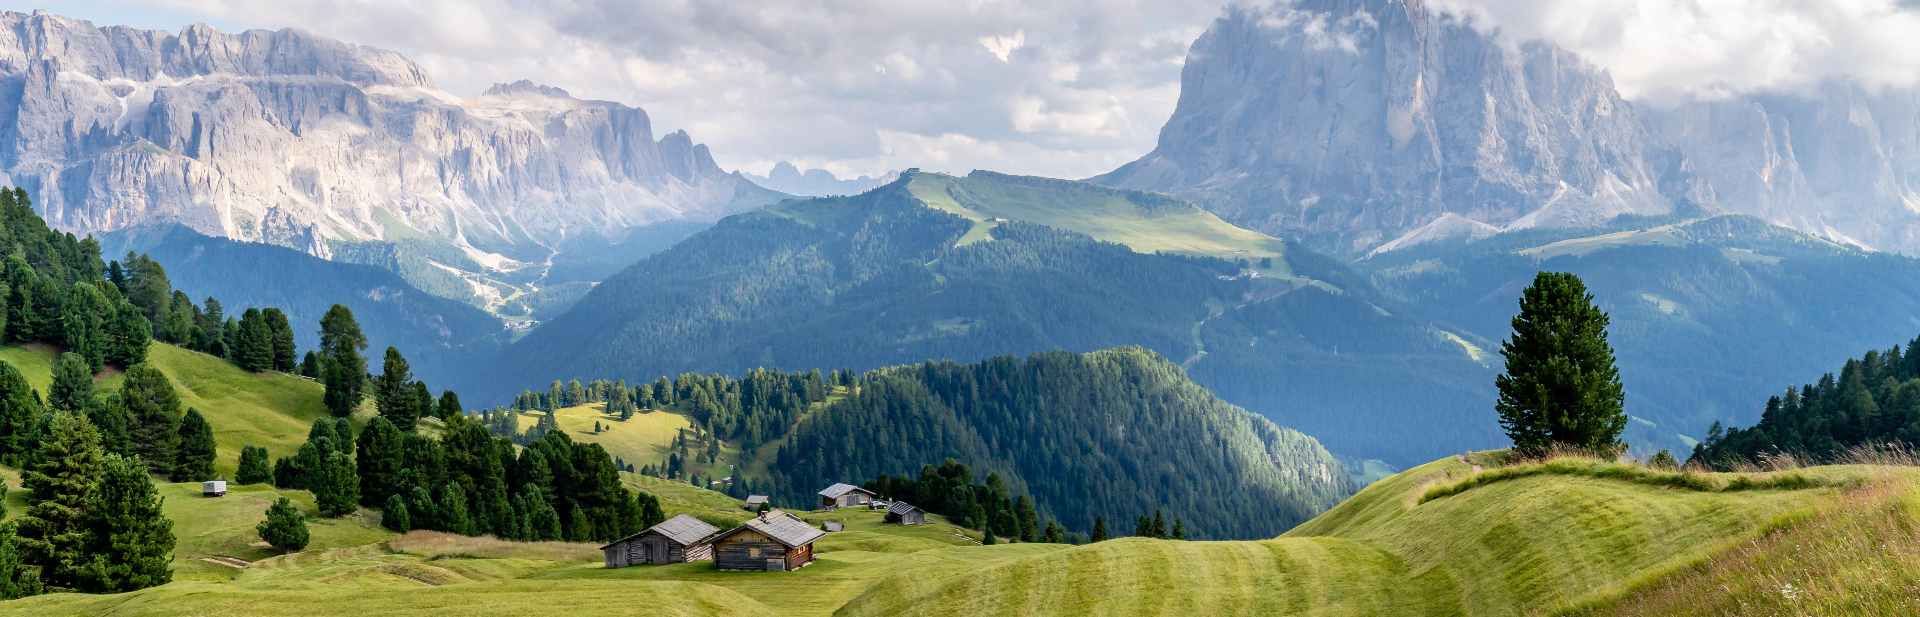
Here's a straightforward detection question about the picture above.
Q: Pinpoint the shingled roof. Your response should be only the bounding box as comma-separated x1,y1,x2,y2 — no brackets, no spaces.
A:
598,513,720,549
818,483,873,498
715,510,827,548
887,501,923,515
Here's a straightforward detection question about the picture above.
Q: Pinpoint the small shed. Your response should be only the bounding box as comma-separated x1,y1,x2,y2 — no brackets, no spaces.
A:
817,483,877,510
823,521,844,532
601,514,722,568
202,481,227,497
711,511,827,571
887,501,926,525
744,495,769,511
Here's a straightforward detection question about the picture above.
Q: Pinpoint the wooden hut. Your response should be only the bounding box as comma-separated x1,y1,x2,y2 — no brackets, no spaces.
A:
600,514,721,568
711,511,827,571
886,501,926,525
744,495,769,511
817,483,877,510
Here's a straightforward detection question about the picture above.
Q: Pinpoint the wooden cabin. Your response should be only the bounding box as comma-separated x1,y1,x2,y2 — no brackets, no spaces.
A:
744,495,769,511
886,501,926,525
600,514,721,568
711,511,827,571
817,483,877,510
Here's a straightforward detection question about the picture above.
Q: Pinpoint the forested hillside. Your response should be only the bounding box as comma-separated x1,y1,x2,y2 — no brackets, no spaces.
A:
1689,334,1920,467
101,225,506,388
483,171,1494,467
766,347,1353,540
1365,214,1920,457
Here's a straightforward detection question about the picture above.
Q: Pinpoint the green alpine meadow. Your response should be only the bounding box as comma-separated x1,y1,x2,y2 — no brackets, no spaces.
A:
1,2,1918,615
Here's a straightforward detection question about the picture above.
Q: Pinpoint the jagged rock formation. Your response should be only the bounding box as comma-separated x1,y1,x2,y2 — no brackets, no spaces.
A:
743,161,897,197
0,9,780,302
1644,82,1920,253
1092,0,1693,255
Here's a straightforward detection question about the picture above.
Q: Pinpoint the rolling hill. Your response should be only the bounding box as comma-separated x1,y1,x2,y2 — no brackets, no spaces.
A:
6,448,1907,616
479,171,1498,468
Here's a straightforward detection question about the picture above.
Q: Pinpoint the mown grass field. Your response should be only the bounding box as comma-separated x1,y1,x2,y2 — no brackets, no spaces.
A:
11,447,1909,617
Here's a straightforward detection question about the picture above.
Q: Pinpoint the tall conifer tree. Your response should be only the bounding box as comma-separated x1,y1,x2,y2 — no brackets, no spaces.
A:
168,409,216,482
16,412,104,589
76,454,174,592
318,305,368,418
1495,272,1629,453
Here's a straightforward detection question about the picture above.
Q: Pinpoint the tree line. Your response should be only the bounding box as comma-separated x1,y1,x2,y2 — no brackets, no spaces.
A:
1690,334,1920,467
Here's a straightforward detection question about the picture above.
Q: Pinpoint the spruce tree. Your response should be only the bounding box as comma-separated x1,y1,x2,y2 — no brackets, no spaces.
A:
236,445,272,485
1014,496,1039,543
356,417,406,507
48,352,94,413
374,348,415,430
1090,516,1108,543
318,305,368,418
0,525,44,600
88,395,133,459
121,364,181,476
1495,271,1629,454
263,308,297,372
256,497,309,553
1042,520,1063,543
76,453,175,593
439,484,472,535
410,381,433,428
315,452,360,517
1171,519,1186,540
982,525,997,545
527,487,561,541
437,391,462,422
105,303,150,367
1151,510,1167,539
0,359,42,466
16,411,104,589
299,351,321,380
168,409,216,482
381,494,411,533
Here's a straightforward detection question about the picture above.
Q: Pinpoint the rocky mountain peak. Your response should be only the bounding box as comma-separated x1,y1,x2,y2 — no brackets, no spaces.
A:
482,79,572,98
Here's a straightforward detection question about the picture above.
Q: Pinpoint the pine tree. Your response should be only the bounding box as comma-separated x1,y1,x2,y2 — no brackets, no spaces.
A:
1090,516,1108,543
235,308,272,372
48,353,94,414
236,445,272,485
299,351,321,380
256,497,309,553
315,452,360,517
439,484,472,535
0,524,43,600
168,409,216,482
381,494,411,533
355,417,405,508
375,347,416,431
16,412,104,589
1171,518,1186,540
263,308,297,372
981,524,997,545
318,305,368,418
1495,271,1629,454
105,303,150,367
1042,519,1063,543
62,285,110,372
1135,516,1152,538
1151,510,1167,539
527,487,561,541
1014,495,1039,543
75,453,175,593
409,381,433,428
437,391,462,422
121,364,181,476
0,359,39,466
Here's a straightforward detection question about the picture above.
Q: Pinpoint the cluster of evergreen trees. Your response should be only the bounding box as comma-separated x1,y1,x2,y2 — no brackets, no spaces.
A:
762,347,1353,540
1690,334,1920,468
252,413,666,543
0,410,174,598
863,459,1067,545
504,369,834,457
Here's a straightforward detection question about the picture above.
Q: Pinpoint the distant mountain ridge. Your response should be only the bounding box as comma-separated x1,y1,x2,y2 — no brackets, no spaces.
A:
0,9,782,309
744,162,899,197
1096,0,1920,257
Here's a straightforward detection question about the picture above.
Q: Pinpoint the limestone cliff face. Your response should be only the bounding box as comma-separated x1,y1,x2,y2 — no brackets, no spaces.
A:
1645,83,1920,253
1093,0,1691,254
0,10,778,267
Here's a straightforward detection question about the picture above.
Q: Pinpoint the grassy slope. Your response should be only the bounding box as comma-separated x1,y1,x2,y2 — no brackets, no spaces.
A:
10,451,1900,616
0,343,332,476
904,172,1293,273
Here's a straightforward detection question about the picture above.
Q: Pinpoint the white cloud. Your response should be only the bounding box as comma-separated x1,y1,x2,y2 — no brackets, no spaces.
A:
1430,0,1920,101
980,31,1026,62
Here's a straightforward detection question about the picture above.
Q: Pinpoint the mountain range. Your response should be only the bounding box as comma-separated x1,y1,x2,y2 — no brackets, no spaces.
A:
1093,0,1920,258
0,9,781,311
743,162,899,197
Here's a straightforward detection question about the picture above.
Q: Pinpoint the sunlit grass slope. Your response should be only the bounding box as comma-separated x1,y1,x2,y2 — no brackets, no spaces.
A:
0,343,330,476
837,455,1871,617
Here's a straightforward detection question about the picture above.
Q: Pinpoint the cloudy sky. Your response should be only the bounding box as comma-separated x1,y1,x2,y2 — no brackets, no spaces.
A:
16,0,1920,180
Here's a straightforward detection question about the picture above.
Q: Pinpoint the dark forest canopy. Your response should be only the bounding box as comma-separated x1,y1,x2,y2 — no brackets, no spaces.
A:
1691,334,1920,468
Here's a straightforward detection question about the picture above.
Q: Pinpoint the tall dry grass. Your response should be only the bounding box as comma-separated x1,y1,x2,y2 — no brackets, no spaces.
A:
387,531,603,563
1568,478,1920,617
